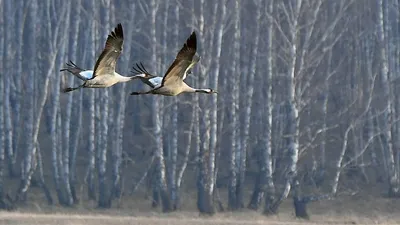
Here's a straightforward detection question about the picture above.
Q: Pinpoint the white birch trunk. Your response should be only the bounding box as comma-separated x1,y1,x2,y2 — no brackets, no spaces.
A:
17,0,38,201
86,15,97,201
273,0,302,207
11,0,24,177
60,2,74,206
3,0,15,178
0,51,5,205
170,2,179,209
238,0,261,209
150,0,171,212
98,1,111,207
51,56,63,204
67,0,82,204
377,0,399,197
248,0,275,211
263,0,276,214
227,0,240,210
208,0,226,213
196,0,220,215
111,3,134,200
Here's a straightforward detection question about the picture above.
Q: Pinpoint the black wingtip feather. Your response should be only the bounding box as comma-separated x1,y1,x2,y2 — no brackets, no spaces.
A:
112,23,123,39
187,31,196,49
60,60,80,72
131,62,150,75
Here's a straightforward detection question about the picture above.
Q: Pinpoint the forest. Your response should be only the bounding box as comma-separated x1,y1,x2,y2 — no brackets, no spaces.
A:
0,0,400,222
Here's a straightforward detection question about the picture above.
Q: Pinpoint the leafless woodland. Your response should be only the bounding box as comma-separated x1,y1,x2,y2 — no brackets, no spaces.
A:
0,0,400,220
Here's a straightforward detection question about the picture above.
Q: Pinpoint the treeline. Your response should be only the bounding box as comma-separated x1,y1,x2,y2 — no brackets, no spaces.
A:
0,0,399,219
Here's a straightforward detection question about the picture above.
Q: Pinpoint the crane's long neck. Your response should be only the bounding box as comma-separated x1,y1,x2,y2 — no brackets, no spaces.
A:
184,84,212,94
194,89,212,93
115,72,143,82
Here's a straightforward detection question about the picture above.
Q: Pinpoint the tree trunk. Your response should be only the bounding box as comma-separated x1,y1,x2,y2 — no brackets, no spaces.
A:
377,0,400,197
110,3,135,201
60,2,74,206
227,0,240,211
292,179,309,220
150,0,171,212
269,0,302,212
250,0,277,212
16,0,38,202
65,0,82,205
98,1,111,208
169,1,179,210
196,0,224,215
86,16,97,201
36,143,53,205
248,0,275,211
10,0,24,179
0,50,9,209
3,0,16,179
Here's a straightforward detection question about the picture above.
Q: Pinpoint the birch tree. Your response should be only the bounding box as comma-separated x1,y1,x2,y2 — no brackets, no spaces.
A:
97,0,111,208
0,8,6,207
227,0,240,210
86,14,97,201
110,3,136,201
248,0,276,213
169,1,179,210
60,1,74,206
67,0,83,204
16,0,38,202
196,0,222,215
148,0,171,212
376,0,400,197
9,0,24,178
3,0,15,179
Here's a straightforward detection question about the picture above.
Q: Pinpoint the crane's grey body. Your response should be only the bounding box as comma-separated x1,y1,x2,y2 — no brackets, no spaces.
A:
129,32,217,97
61,23,141,93
61,61,159,89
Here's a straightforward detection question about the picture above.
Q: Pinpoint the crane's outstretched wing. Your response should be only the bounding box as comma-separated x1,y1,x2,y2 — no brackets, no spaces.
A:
161,31,199,86
92,23,124,78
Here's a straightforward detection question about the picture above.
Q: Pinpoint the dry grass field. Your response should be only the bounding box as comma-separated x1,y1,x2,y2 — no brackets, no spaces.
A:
0,210,398,225
1,194,400,225
1,182,400,224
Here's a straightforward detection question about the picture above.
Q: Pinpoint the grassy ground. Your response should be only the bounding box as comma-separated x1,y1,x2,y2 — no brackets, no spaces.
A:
3,173,400,224
0,210,397,225
1,193,400,225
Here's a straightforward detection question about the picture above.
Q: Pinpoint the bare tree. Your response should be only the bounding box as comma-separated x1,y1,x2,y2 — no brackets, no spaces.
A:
377,0,400,197
97,0,112,208
248,0,276,213
148,0,171,212
0,20,6,208
16,0,38,202
3,0,16,179
227,0,240,210
85,3,97,201
110,3,136,201
9,0,24,179
67,0,83,204
169,0,179,210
